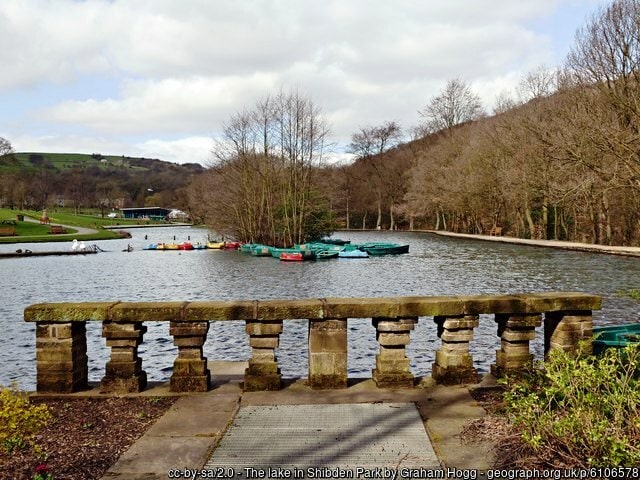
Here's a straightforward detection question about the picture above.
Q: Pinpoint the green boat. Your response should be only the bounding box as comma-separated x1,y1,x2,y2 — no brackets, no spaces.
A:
250,245,272,257
592,324,640,355
358,242,410,255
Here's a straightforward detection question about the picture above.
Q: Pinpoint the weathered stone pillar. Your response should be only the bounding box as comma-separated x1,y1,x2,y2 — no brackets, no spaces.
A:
371,317,417,388
544,310,593,355
244,320,282,391
491,313,541,376
432,315,479,384
308,318,348,389
100,321,147,393
170,321,210,392
35,322,88,393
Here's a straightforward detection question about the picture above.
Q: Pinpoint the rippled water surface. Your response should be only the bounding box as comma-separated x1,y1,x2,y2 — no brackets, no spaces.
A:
2,227,639,390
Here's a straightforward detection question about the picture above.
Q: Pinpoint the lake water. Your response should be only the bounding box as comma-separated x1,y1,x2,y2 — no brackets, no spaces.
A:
1,227,639,390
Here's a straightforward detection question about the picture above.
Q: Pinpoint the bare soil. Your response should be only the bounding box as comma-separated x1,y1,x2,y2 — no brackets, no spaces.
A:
0,396,176,480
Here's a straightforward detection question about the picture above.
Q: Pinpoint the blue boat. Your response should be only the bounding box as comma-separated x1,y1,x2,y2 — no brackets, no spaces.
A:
338,249,369,258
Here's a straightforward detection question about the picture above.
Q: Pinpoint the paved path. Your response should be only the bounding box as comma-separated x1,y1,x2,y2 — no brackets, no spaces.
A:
100,362,496,479
427,230,640,257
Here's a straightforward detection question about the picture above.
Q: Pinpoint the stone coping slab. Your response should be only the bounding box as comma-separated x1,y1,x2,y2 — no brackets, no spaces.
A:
25,293,601,323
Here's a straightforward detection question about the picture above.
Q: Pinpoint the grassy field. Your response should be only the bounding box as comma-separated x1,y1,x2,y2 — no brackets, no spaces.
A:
0,208,161,243
0,152,149,174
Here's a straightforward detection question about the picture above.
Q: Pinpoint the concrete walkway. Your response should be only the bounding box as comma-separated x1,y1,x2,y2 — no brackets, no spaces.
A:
428,230,640,257
101,362,497,479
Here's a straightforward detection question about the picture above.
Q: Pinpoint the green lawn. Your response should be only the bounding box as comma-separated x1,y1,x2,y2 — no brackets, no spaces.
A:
0,208,136,243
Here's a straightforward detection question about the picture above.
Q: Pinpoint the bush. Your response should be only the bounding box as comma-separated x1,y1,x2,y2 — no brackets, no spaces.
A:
502,345,640,467
0,383,51,453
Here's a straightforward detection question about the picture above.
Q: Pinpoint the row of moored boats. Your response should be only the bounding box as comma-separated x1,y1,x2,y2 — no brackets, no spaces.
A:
143,239,409,261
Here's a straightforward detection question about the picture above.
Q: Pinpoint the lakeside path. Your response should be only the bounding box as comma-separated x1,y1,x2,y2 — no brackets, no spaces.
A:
426,230,640,258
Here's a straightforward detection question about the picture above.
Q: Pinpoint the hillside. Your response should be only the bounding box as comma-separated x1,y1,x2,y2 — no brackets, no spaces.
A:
0,152,204,211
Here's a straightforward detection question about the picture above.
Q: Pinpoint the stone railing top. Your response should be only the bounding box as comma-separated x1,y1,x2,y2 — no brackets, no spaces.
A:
24,292,602,323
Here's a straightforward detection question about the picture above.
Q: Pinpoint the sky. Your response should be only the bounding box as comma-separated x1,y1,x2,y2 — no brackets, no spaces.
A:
0,0,607,166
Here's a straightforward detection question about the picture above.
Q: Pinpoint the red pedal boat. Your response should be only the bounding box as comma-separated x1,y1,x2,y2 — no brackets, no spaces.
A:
280,251,303,261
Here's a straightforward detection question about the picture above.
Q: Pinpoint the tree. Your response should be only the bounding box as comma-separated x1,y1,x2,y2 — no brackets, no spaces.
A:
348,121,404,229
198,89,333,245
0,137,12,157
419,78,484,134
348,121,402,158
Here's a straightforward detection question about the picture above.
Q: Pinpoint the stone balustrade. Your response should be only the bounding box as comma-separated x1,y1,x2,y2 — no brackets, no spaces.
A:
24,292,601,394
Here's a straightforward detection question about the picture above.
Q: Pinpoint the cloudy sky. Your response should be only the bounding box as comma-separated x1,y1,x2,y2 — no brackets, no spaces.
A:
0,0,606,165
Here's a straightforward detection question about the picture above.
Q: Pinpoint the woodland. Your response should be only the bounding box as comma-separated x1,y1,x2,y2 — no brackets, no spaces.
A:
2,0,640,246
189,0,640,246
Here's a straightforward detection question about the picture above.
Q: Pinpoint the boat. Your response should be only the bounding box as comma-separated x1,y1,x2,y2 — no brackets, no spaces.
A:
315,250,339,259
592,324,640,355
338,249,369,258
143,243,157,250
224,241,241,250
206,241,225,249
164,243,179,250
280,251,304,261
319,238,351,246
178,242,194,250
156,242,166,250
271,247,316,260
359,243,410,255
192,242,206,250
251,245,272,257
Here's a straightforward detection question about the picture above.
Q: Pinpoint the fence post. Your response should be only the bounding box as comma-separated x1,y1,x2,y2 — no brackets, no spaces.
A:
491,313,541,376
170,321,211,392
35,322,88,393
101,321,147,393
432,314,479,384
244,320,283,391
372,317,417,388
308,318,348,389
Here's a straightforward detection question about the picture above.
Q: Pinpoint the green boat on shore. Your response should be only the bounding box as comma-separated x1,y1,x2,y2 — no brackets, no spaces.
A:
592,324,640,354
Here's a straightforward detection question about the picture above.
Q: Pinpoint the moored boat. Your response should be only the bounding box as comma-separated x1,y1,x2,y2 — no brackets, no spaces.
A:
206,241,225,249
280,251,304,261
251,245,272,257
338,249,369,258
592,324,640,354
178,242,194,250
359,243,410,255
224,241,241,250
315,250,339,259
143,243,157,250
164,243,179,250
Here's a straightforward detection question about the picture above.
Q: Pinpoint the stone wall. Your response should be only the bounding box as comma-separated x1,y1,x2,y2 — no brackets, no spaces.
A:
24,293,601,393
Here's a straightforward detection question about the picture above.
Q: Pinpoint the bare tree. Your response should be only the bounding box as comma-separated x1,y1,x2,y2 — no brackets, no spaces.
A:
203,89,332,245
0,137,13,156
516,65,558,103
419,78,484,134
348,121,403,158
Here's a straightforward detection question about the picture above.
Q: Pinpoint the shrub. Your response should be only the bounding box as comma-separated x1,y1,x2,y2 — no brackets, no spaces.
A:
0,383,51,453
501,345,640,467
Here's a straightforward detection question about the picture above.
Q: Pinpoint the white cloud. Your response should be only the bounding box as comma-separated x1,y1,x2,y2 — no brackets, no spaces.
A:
0,0,610,162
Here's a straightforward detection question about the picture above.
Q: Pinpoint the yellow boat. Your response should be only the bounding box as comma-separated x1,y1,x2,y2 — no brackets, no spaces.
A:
164,243,179,250
206,241,225,249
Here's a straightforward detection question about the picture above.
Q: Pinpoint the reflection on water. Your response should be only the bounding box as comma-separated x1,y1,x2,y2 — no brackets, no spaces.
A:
1,227,639,390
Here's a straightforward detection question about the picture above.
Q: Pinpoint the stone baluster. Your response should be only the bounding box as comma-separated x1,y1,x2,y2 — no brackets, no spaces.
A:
169,321,210,392
35,322,88,393
371,317,417,388
491,313,541,376
432,314,479,384
244,320,283,391
308,318,348,389
100,321,147,393
544,310,593,355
